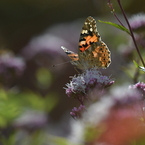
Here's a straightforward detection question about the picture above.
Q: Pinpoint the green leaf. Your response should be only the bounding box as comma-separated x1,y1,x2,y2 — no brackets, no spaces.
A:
133,60,139,68
133,60,145,72
17,91,58,111
98,20,130,35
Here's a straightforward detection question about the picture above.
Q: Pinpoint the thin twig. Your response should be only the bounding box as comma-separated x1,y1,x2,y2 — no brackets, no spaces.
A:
117,0,145,68
107,0,125,27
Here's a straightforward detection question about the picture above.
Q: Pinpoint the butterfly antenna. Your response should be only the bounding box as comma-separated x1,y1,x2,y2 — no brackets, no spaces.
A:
52,61,71,67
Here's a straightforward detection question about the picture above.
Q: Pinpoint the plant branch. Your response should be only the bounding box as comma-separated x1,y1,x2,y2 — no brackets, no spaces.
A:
107,0,125,27
117,0,145,68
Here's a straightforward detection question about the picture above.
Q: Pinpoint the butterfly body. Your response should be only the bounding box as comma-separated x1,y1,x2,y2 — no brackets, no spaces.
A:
62,16,111,70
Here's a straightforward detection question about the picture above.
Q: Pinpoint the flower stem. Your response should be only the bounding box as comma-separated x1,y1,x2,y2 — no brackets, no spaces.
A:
117,0,145,68
107,0,125,27
113,12,125,27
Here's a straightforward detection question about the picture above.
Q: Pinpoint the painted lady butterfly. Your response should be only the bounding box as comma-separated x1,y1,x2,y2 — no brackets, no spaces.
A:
61,16,111,70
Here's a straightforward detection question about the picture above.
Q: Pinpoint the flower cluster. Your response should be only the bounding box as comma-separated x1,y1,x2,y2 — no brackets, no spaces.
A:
64,68,114,118
129,82,145,99
65,69,114,99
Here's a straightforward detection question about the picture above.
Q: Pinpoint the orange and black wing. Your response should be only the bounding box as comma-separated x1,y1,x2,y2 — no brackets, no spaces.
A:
61,46,79,61
78,16,111,68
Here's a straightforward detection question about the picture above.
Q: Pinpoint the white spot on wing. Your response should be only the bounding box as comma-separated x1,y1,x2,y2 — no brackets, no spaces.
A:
90,28,93,32
82,30,88,34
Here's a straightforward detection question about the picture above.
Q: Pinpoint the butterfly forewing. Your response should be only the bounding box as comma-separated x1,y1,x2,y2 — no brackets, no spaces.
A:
61,46,79,61
78,16,111,69
78,16,101,52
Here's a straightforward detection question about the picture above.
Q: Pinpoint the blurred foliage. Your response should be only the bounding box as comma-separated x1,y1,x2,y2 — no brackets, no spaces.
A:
36,67,53,89
0,88,58,127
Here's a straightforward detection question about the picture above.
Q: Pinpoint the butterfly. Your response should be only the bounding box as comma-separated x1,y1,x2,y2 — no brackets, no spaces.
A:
61,16,111,70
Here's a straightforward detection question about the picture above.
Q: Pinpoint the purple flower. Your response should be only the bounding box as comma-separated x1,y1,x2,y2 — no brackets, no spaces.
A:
129,13,145,31
129,82,145,98
13,110,48,131
65,68,114,104
0,53,25,85
70,105,85,119
20,20,81,66
21,34,72,61
0,53,25,75
120,13,145,61
113,88,142,106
